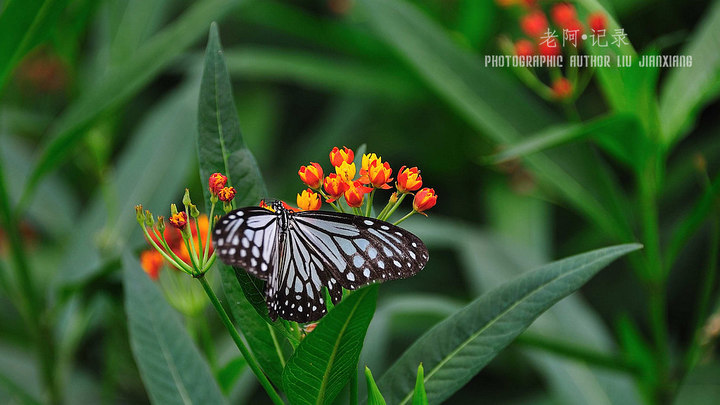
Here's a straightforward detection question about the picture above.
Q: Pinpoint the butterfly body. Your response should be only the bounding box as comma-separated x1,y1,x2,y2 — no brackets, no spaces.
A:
213,201,429,322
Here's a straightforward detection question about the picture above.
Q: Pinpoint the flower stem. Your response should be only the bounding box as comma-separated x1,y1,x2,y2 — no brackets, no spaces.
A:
203,202,216,263
365,189,375,217
143,226,193,273
381,193,407,221
184,207,201,268
197,276,285,405
393,211,416,226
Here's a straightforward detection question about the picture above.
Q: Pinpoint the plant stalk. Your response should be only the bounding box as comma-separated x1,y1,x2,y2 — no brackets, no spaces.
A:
197,276,285,405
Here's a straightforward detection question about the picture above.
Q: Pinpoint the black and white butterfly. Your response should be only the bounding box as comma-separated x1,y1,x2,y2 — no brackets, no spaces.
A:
212,200,429,323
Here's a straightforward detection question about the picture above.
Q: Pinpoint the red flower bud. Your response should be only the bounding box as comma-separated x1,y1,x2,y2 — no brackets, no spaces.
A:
169,212,188,229
329,146,354,167
396,166,423,193
413,188,437,214
323,173,350,203
218,186,236,202
552,77,573,100
209,173,227,195
515,39,535,58
588,12,607,33
298,162,324,189
551,3,576,29
521,10,548,38
344,181,372,208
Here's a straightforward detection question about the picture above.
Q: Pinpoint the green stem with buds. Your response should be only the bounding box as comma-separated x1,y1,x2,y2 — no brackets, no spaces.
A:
380,193,408,221
142,226,193,273
197,276,285,405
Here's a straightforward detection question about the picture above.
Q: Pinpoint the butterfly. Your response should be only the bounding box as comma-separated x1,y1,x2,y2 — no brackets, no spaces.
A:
212,200,429,323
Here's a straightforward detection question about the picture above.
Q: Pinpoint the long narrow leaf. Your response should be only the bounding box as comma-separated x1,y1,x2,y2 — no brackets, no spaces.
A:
283,286,378,405
122,253,226,404
659,0,720,146
197,22,267,208
377,244,641,405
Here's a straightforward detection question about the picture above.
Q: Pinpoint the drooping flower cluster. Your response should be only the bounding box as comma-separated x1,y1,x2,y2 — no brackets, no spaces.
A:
296,146,437,223
136,173,237,280
496,1,609,102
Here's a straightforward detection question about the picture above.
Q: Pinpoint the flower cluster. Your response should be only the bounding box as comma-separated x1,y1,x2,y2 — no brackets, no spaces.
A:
296,146,437,223
496,1,609,102
136,173,236,279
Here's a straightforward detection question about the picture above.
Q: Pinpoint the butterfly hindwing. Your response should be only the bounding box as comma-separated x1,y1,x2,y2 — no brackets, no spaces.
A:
212,207,278,281
265,227,342,322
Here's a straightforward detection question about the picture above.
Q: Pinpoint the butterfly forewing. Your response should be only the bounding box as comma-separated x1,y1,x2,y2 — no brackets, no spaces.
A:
213,207,278,281
213,205,429,323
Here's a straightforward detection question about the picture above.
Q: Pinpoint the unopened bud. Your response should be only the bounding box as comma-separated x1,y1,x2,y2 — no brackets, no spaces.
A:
145,210,154,227
171,203,179,216
389,192,399,204
135,205,145,224
183,188,192,206
157,216,165,233
190,204,200,218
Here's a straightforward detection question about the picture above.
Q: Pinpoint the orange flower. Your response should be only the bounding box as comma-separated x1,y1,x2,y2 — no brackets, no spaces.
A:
552,77,573,99
335,161,356,183
329,146,354,167
323,173,350,203
298,162,324,189
364,160,393,189
515,39,535,58
550,3,576,29
520,10,548,38
218,186,236,202
413,188,437,215
344,181,372,208
588,12,607,33
396,166,422,193
297,189,322,211
209,173,227,195
169,212,187,229
140,250,164,280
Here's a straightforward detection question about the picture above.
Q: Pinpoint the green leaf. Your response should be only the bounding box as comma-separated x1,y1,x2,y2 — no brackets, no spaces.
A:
377,244,642,405
283,285,378,405
219,264,292,387
659,0,720,146
411,364,428,405
197,22,267,208
487,114,645,169
0,0,70,93
216,356,247,395
122,253,226,405
21,0,245,205
673,363,720,405
223,48,420,100
365,367,387,405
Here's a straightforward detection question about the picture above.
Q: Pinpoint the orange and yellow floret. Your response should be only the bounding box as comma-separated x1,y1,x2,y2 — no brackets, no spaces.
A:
294,146,437,214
